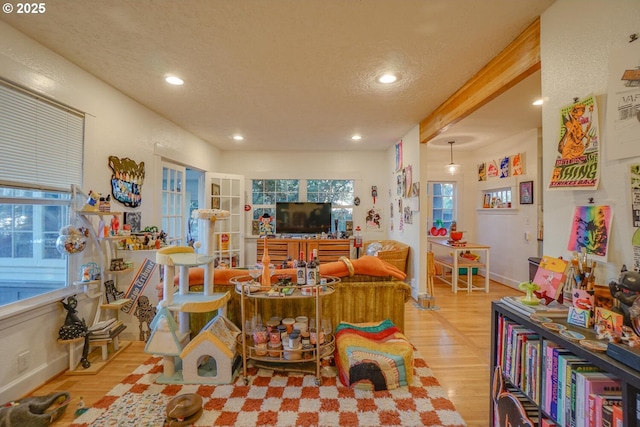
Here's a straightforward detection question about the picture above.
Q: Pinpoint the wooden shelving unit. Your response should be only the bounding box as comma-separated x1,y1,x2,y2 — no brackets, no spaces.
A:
491,301,640,426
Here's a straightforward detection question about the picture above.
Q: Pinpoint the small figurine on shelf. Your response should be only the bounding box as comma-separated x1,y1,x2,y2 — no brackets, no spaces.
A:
81,190,100,212
110,215,120,236
58,296,91,369
99,195,111,212
104,280,125,303
518,281,540,306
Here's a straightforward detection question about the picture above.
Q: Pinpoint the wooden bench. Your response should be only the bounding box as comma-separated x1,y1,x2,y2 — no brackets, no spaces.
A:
433,255,489,293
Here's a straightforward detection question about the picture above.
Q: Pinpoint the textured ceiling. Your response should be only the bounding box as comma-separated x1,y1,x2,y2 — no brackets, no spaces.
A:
0,0,552,152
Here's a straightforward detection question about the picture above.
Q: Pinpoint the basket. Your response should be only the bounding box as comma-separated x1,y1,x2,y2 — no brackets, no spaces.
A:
363,240,410,273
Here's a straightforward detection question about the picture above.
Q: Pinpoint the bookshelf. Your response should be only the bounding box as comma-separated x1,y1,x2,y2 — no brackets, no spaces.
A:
491,301,640,426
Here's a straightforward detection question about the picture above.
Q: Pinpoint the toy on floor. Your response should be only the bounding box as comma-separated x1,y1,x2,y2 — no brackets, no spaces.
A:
0,392,70,427
166,393,203,427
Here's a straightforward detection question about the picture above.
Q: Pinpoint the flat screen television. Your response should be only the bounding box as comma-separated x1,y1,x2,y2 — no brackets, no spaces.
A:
275,202,332,234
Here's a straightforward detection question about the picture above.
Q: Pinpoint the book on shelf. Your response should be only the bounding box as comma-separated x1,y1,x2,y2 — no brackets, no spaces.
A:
500,296,569,318
589,393,621,427
574,371,621,427
611,404,623,427
556,353,583,427
89,320,124,339
88,318,117,333
567,362,603,427
523,338,540,403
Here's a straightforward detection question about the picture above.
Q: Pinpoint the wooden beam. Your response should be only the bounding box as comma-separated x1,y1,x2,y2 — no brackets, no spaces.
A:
419,18,541,144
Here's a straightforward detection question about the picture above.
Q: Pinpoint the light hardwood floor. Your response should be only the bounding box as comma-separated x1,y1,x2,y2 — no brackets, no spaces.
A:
34,277,519,426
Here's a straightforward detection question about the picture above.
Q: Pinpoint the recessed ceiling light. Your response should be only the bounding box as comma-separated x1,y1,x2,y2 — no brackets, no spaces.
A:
351,135,362,141
532,99,544,106
378,74,397,84
232,135,244,141
165,76,184,85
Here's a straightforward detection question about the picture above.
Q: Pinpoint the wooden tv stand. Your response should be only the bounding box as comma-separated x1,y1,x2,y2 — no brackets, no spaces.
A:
257,238,352,264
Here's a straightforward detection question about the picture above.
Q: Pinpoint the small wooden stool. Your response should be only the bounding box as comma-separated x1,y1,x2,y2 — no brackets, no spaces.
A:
57,337,85,371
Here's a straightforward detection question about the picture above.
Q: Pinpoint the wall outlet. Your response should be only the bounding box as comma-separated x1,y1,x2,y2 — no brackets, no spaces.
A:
18,351,30,373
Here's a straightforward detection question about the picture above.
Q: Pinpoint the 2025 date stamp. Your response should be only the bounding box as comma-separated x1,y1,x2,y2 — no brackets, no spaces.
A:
3,2,47,14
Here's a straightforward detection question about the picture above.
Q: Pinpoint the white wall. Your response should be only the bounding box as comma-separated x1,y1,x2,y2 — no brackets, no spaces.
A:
219,150,392,262
0,22,221,403
540,0,640,283
474,129,541,287
387,125,422,298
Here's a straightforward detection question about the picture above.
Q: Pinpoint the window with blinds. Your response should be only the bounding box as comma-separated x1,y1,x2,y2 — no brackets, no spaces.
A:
0,80,84,306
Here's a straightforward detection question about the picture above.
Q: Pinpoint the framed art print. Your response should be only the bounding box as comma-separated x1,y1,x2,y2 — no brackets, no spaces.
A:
519,180,533,205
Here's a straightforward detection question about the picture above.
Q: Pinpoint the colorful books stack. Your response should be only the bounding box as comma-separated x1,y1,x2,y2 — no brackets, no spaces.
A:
496,312,623,427
540,347,621,427
497,315,540,403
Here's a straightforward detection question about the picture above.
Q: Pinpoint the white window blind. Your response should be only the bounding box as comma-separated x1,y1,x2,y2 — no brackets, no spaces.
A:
0,81,84,191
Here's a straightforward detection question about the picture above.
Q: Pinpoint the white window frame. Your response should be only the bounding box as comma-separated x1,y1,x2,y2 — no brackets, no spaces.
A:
426,181,457,235
250,179,354,235
0,80,84,313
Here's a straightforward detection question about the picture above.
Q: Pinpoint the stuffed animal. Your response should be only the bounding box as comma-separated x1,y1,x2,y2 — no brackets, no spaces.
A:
0,392,70,427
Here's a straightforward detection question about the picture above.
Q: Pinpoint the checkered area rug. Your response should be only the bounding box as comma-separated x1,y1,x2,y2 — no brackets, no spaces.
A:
70,353,466,427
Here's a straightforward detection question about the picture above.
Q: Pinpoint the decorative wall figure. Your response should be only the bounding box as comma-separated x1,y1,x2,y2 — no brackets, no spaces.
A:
108,156,145,208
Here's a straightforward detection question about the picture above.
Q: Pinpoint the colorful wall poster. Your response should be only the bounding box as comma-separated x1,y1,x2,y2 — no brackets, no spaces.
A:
499,156,510,178
549,95,600,190
487,160,499,178
567,205,612,259
395,140,403,172
365,207,382,231
477,162,487,181
404,165,413,198
606,43,640,161
512,153,524,176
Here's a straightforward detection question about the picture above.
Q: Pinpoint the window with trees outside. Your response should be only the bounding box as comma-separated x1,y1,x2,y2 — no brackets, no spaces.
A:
0,81,84,307
427,181,456,235
251,179,354,234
